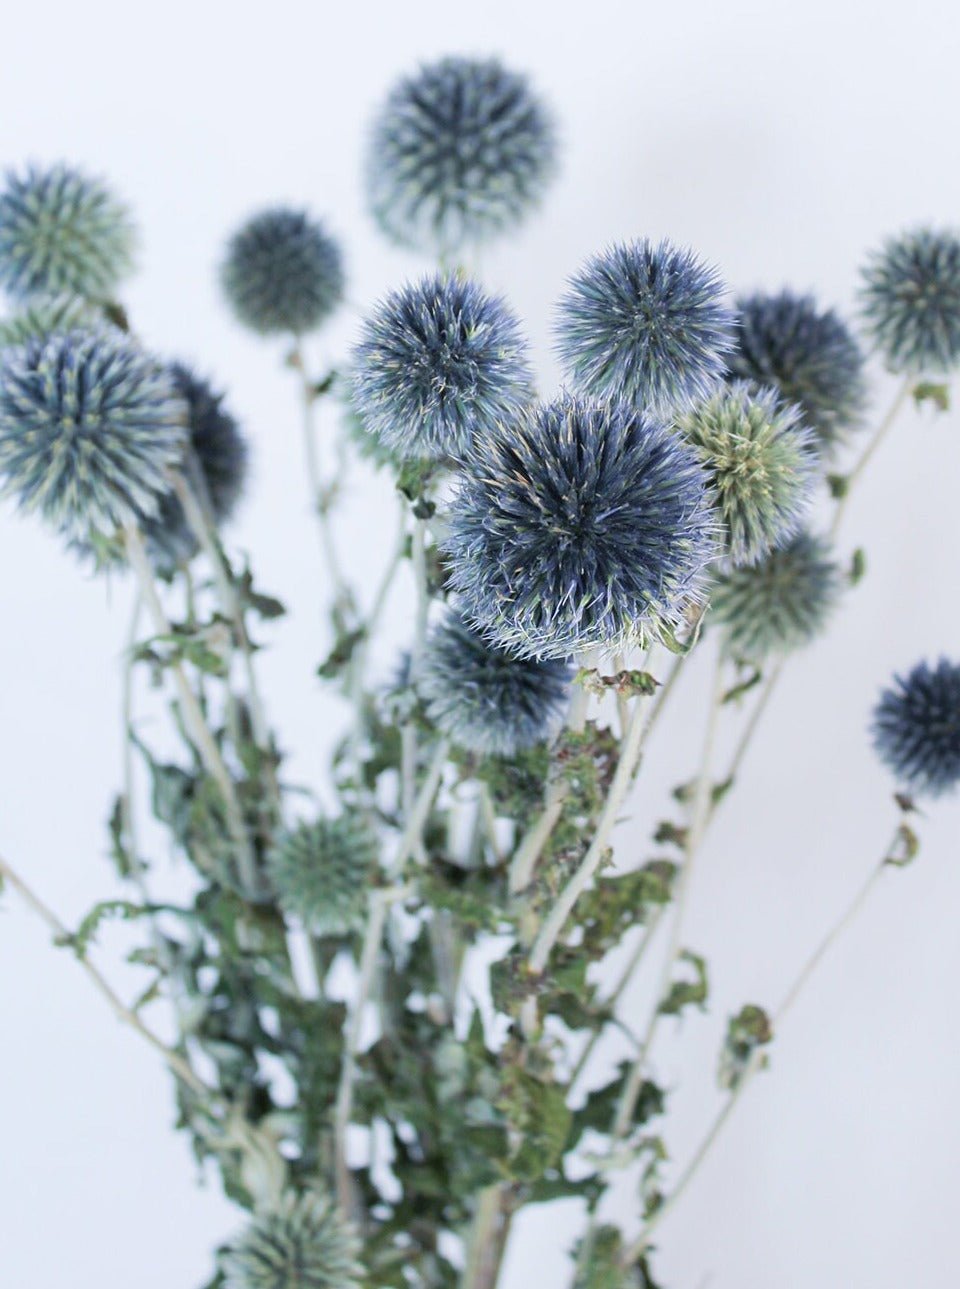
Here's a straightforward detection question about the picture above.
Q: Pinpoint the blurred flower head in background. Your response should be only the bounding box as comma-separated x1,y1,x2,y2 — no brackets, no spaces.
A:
860,228,960,374
873,658,960,797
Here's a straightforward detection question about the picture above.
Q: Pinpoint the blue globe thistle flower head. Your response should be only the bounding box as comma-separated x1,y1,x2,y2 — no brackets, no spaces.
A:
350,273,534,461
266,815,378,938
554,239,736,419
0,328,186,537
860,228,960,374
710,531,841,662
727,290,867,456
221,1190,365,1289
675,382,818,567
143,363,249,575
872,658,960,798
220,207,344,336
367,55,557,255
0,294,104,348
418,610,572,756
444,394,717,660
0,163,136,302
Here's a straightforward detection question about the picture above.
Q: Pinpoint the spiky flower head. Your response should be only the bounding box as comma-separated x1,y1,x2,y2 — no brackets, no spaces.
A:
221,1189,365,1289
554,239,735,419
221,208,344,336
726,290,867,455
0,329,186,536
367,55,556,254
445,394,716,659
142,364,248,574
872,658,960,798
675,382,817,566
350,274,533,461
419,611,572,756
0,294,103,348
710,531,840,661
266,816,378,938
860,228,960,374
0,164,134,301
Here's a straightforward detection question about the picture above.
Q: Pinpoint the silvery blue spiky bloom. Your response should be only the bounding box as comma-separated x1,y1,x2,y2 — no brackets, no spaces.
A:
554,239,735,419
0,164,135,301
419,611,572,756
221,1190,365,1289
221,208,344,336
872,659,960,798
0,295,102,348
266,816,378,937
860,228,960,373
675,382,817,566
350,274,533,460
367,56,556,253
727,290,866,454
0,329,186,535
143,363,248,574
710,531,840,661
445,395,716,659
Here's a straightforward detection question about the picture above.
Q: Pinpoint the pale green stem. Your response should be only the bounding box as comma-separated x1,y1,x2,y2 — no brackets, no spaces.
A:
829,377,913,539
462,1184,511,1289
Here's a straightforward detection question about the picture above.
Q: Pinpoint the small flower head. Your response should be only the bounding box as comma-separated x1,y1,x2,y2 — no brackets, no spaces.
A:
266,816,378,938
221,1189,365,1289
872,658,960,797
445,394,716,659
419,611,572,756
367,55,557,254
0,329,186,536
676,382,817,566
710,531,841,661
0,294,103,348
0,163,135,301
554,239,735,418
860,228,960,374
350,274,533,461
727,290,867,455
143,363,249,574
221,208,344,336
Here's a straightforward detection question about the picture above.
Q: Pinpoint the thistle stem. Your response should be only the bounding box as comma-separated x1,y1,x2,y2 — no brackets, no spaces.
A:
123,523,258,895
462,1184,513,1289
829,377,913,539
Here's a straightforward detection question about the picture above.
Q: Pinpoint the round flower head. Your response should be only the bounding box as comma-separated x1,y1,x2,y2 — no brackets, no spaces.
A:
367,55,556,254
676,382,817,566
419,611,572,756
350,274,533,460
554,239,735,419
266,816,378,938
860,228,960,374
727,290,866,455
0,294,103,348
143,363,249,575
710,531,840,661
0,163,135,302
445,395,716,659
221,208,344,336
221,1189,365,1289
872,658,960,798
0,329,186,536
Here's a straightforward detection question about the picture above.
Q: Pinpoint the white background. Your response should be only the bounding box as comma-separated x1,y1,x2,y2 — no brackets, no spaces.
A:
1,2,959,1286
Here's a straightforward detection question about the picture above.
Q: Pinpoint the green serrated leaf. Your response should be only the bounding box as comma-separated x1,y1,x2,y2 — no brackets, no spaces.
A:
658,949,708,1017
849,547,867,585
913,381,950,412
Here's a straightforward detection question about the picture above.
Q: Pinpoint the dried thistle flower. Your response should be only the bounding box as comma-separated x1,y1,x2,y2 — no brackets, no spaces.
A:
445,394,716,659
675,382,817,566
266,816,378,937
367,55,556,253
554,239,735,418
872,658,960,797
350,273,533,460
221,208,344,336
419,611,572,756
860,228,960,374
0,329,185,535
221,1189,365,1288
0,163,135,301
727,290,866,455
710,531,841,661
